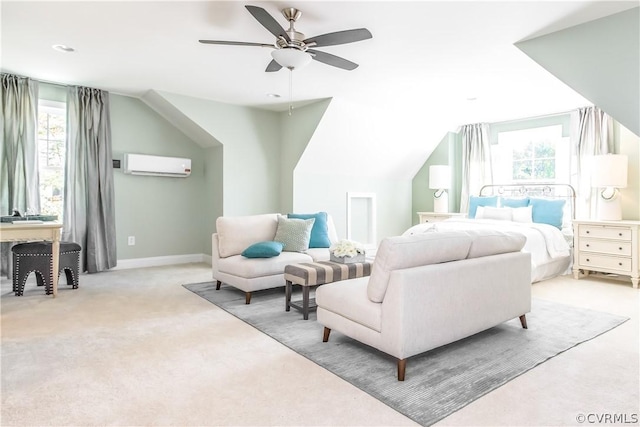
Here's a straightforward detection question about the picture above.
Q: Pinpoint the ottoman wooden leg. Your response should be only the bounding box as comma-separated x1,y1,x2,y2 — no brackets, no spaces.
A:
285,281,292,312
323,327,331,342
245,292,252,305
215,280,221,290
302,286,310,320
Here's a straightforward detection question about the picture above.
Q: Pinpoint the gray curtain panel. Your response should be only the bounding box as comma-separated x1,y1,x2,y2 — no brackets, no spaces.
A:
0,73,40,277
63,86,117,273
460,123,492,213
0,73,40,215
571,106,614,218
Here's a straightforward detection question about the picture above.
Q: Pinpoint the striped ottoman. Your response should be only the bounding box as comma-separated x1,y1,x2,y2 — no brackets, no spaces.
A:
284,261,372,320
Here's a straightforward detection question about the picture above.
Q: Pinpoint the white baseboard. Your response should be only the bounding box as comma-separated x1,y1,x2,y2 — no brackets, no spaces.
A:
113,253,211,270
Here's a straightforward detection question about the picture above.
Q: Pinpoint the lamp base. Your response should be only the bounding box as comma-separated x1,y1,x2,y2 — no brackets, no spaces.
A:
433,190,449,214
596,196,622,221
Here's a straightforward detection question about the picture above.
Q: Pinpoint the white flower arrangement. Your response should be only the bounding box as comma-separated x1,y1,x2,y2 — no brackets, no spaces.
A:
330,239,365,258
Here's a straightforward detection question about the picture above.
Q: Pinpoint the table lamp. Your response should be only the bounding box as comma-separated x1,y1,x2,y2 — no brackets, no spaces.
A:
591,154,627,221
429,165,450,213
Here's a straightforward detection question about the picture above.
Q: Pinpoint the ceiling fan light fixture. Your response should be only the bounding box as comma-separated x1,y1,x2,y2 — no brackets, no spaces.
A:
271,48,312,70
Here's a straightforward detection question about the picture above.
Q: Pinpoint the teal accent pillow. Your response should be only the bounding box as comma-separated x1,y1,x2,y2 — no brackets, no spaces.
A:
468,196,498,218
529,198,566,229
274,215,315,252
288,212,331,248
241,241,284,258
501,197,529,208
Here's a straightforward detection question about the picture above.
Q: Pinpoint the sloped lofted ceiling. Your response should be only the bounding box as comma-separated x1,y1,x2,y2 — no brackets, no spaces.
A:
2,1,637,179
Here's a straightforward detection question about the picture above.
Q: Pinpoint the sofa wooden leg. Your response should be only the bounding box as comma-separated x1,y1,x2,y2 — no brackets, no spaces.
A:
245,292,252,305
323,327,331,342
397,359,406,381
519,314,528,329
215,280,221,290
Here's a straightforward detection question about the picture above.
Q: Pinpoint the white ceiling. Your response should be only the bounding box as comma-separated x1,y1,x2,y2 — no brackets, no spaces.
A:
2,0,637,121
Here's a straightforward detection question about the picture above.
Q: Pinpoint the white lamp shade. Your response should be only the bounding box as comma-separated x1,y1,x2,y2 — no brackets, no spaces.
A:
271,49,312,70
429,165,450,190
591,154,628,188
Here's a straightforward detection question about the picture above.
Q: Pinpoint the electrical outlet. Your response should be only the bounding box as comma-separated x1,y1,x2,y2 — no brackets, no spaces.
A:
128,236,135,246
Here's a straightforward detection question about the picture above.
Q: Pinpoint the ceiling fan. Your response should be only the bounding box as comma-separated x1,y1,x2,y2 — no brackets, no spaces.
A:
199,5,373,72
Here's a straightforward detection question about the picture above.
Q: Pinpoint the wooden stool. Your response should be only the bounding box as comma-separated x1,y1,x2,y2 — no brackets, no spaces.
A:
11,241,81,296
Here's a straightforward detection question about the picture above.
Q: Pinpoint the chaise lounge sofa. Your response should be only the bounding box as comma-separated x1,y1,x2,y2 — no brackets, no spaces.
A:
316,229,531,380
212,213,339,304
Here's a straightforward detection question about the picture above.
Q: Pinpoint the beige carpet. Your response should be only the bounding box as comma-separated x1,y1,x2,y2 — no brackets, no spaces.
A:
1,264,639,426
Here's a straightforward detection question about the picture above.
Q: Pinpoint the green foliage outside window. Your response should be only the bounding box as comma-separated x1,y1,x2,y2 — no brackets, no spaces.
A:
38,107,65,218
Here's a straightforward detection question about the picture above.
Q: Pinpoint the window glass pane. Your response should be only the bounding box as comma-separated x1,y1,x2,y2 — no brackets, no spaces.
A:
494,124,566,185
37,100,66,218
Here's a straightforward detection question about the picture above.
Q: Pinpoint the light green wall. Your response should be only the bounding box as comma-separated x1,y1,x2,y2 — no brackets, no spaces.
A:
110,95,207,260
516,7,639,136
279,99,331,214
617,122,640,220
151,91,281,217
202,145,223,254
411,132,453,224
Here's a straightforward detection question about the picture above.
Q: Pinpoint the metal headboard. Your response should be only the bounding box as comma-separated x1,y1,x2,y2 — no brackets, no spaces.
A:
479,183,576,220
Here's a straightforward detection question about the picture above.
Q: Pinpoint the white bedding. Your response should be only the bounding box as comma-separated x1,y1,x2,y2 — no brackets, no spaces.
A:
403,218,572,282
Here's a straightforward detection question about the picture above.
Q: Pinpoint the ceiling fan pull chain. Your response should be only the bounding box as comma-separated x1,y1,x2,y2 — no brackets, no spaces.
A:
289,68,293,116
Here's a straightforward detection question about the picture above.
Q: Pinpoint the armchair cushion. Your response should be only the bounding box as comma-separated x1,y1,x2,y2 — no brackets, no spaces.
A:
216,214,279,258
367,232,472,303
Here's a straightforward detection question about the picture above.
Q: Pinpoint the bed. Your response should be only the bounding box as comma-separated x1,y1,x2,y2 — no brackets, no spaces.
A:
404,184,576,283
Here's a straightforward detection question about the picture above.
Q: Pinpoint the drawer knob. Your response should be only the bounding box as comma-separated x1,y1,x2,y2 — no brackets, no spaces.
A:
619,247,623,251
586,258,590,262
619,233,623,236
586,244,590,247
619,262,623,266
586,230,590,234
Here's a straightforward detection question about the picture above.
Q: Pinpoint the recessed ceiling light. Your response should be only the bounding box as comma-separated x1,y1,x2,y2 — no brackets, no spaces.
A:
466,97,478,101
266,93,281,98
52,44,75,53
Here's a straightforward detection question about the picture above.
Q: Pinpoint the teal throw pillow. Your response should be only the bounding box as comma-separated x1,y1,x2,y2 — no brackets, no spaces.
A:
529,198,566,229
241,241,284,258
274,215,315,252
468,196,498,218
288,212,331,248
500,197,529,208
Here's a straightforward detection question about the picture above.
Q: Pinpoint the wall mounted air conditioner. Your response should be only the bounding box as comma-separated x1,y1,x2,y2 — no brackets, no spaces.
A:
123,153,191,177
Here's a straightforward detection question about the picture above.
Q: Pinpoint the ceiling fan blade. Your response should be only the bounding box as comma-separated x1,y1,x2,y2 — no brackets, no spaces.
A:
307,49,358,71
304,28,372,47
265,59,283,72
199,40,273,48
245,5,290,42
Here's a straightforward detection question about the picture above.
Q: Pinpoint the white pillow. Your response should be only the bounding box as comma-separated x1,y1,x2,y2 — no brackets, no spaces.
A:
512,206,533,223
476,206,513,221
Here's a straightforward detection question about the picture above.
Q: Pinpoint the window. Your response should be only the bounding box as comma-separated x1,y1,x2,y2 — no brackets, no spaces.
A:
38,100,66,218
491,125,570,185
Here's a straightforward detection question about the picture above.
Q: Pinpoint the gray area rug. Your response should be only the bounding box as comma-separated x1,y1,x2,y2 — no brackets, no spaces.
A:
184,282,628,427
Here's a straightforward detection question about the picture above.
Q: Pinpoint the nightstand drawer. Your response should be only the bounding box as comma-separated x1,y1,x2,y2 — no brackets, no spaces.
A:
579,253,631,273
579,225,631,240
579,239,632,256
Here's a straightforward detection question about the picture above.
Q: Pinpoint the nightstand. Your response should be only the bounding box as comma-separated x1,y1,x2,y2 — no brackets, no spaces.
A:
417,212,466,224
572,219,639,288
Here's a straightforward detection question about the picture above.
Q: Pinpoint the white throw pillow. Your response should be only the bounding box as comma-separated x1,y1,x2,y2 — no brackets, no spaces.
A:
476,206,513,221
512,206,533,223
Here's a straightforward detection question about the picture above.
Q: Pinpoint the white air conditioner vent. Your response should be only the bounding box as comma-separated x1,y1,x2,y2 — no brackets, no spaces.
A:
123,153,191,177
